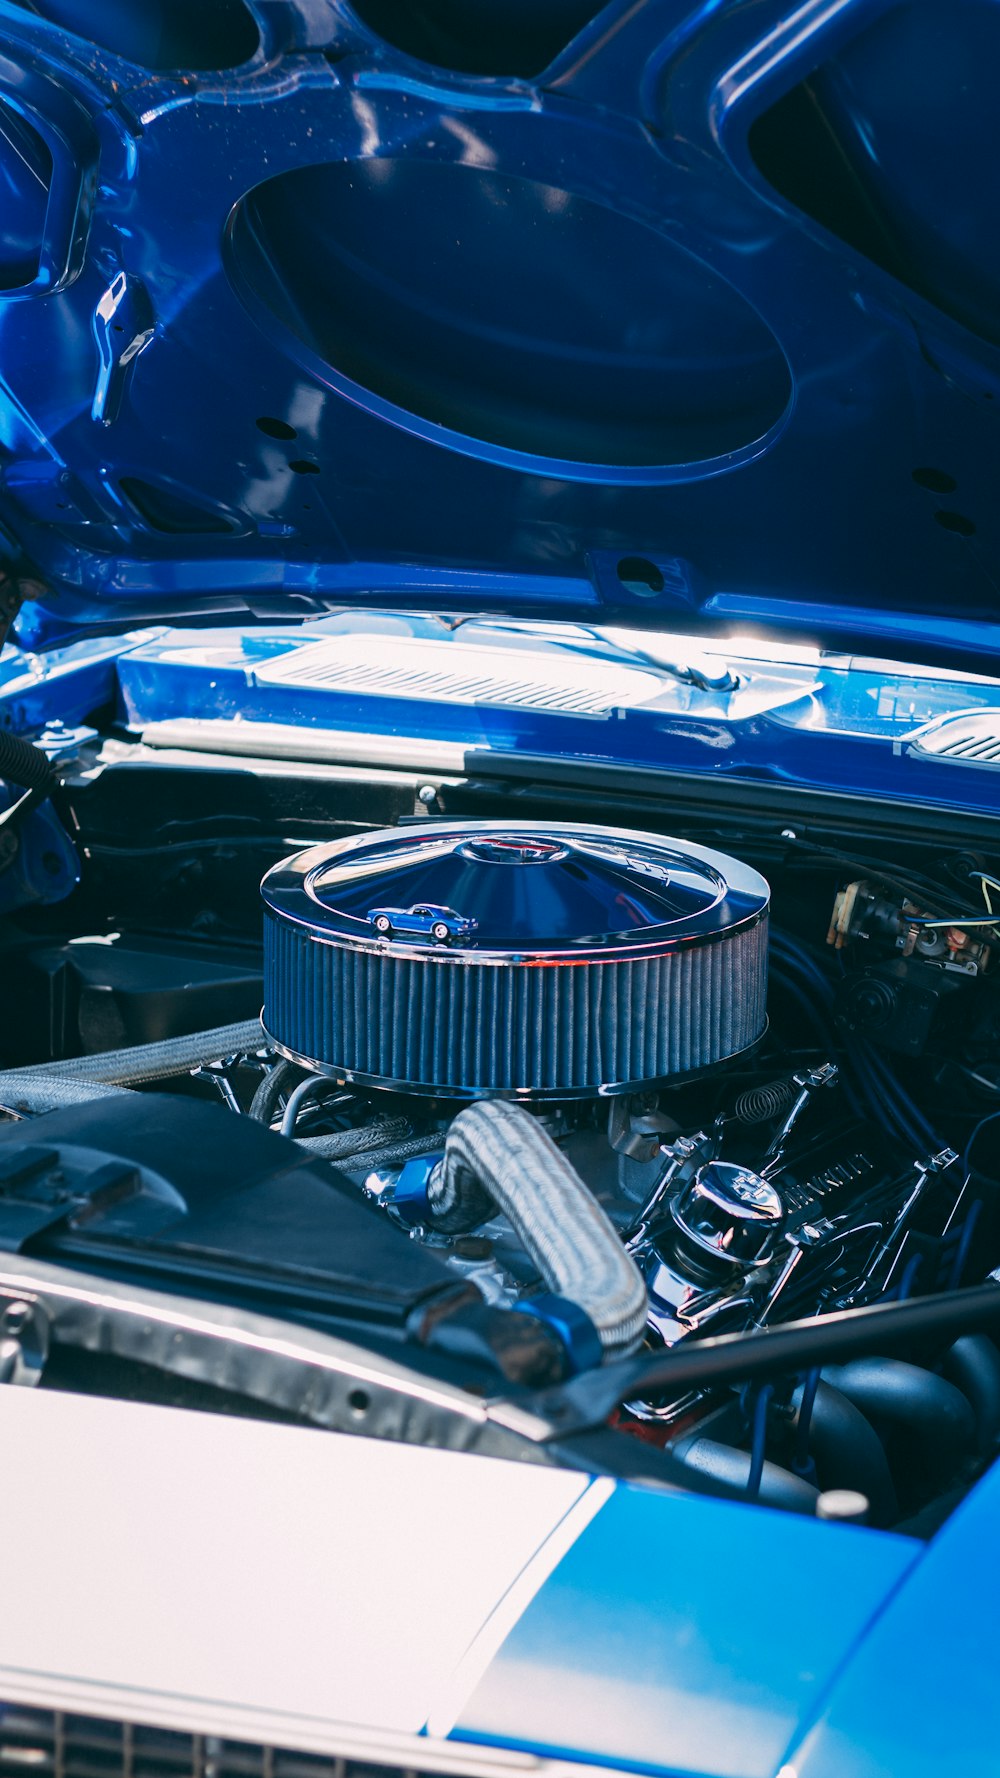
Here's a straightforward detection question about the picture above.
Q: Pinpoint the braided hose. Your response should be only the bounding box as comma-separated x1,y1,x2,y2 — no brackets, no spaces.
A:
426,1100,648,1358
294,1119,415,1162
0,728,57,839
0,1074,132,1115
6,1020,265,1085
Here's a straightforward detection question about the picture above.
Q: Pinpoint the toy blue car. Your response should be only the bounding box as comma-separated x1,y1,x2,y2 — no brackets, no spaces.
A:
367,903,476,943
0,2,997,1775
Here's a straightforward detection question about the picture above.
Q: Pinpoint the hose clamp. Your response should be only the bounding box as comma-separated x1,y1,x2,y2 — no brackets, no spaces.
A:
511,1293,603,1375
391,1153,442,1225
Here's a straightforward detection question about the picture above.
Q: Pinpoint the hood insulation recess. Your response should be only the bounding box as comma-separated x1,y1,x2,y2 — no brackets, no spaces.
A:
260,822,769,1100
1,0,999,662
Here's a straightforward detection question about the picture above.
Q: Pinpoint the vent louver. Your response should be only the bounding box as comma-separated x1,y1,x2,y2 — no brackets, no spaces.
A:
908,710,1000,768
256,637,662,717
0,1705,427,1778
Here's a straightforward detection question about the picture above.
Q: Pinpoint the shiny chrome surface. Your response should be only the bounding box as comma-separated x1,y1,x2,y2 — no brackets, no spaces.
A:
262,1030,770,1103
262,820,769,1099
0,1253,535,1462
261,820,769,963
672,1163,785,1269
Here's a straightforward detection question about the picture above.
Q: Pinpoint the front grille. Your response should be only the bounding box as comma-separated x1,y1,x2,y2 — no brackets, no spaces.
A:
0,1707,428,1778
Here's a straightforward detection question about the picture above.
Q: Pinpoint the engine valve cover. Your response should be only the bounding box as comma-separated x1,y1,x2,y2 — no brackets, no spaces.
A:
260,821,769,1099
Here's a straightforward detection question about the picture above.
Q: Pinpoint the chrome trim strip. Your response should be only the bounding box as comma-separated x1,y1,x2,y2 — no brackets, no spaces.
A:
0,1254,537,1462
139,719,469,773
264,1027,768,1103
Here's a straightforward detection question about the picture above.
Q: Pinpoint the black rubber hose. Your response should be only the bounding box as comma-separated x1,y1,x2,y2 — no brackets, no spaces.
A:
248,1059,299,1124
0,729,56,839
822,1357,976,1457
669,1433,820,1515
794,1378,898,1528
563,1285,1000,1428
941,1335,1000,1457
0,730,55,796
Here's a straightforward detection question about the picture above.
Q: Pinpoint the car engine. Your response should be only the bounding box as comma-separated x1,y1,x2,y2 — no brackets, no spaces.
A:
0,776,998,1535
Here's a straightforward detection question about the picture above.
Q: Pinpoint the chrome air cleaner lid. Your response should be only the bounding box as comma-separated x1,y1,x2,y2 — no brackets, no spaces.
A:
261,821,769,1098
261,821,768,959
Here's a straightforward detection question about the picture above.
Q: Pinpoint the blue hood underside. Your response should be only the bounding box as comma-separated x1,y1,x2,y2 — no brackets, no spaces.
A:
0,0,997,662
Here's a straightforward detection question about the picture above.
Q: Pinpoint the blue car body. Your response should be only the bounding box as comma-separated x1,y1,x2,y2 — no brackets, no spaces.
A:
0,0,992,675
0,2,997,1776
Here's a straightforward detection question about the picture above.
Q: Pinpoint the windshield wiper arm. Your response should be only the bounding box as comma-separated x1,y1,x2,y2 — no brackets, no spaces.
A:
571,622,739,693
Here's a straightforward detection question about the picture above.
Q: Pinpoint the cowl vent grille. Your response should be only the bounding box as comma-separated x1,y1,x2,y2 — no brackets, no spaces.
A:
0,1706,427,1778
908,710,1000,767
255,637,662,717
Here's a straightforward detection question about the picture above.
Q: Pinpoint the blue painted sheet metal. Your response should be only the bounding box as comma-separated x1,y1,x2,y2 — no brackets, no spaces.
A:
7,617,1000,819
448,1482,919,1778
0,629,157,733
0,793,79,909
0,2,996,661
110,619,1000,819
780,1460,1000,1778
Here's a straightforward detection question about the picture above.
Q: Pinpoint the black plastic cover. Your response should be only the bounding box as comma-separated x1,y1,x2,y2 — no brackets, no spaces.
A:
0,1095,455,1330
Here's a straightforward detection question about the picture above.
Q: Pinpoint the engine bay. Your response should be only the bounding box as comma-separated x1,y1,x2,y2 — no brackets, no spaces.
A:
1,736,999,1538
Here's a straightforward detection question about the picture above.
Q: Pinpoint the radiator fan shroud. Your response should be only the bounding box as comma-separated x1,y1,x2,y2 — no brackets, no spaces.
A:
260,821,769,1100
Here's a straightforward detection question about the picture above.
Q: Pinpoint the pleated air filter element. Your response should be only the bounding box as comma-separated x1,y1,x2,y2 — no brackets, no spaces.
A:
261,822,769,1100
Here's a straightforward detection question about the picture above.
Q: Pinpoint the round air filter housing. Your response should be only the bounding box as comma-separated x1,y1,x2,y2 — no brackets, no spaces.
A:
261,821,769,1099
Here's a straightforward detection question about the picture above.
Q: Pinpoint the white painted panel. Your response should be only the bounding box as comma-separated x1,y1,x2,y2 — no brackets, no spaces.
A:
0,1387,591,1735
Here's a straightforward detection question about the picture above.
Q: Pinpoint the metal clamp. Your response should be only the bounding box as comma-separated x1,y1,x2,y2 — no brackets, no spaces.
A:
0,1295,48,1387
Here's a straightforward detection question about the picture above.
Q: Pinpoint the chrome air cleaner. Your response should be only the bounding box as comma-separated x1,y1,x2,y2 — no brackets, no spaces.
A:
260,822,769,1099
